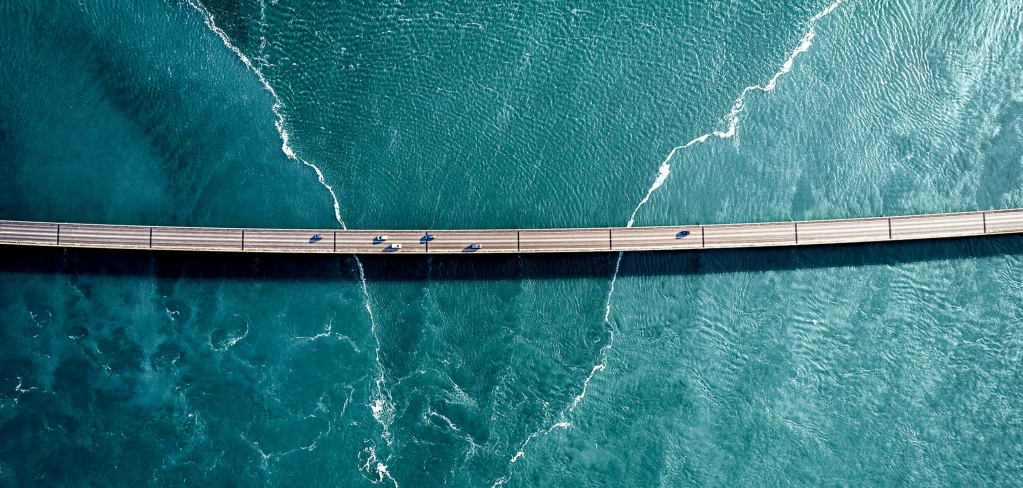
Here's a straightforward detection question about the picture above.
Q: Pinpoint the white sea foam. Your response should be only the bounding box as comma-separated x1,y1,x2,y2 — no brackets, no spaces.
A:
295,318,332,341
495,0,847,482
355,257,395,443
626,155,672,228
334,332,363,353
355,255,400,485
362,446,400,488
12,377,37,406
220,320,250,350
337,387,355,421
509,421,572,464
245,420,332,472
190,0,847,484
633,0,848,221
184,0,344,227
186,2,397,482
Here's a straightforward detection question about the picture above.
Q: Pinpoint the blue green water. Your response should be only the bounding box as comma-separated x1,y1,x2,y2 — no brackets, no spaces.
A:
2,0,1023,485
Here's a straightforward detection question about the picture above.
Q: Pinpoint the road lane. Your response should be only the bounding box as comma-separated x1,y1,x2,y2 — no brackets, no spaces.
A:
890,212,984,241
244,228,336,253
0,210,1016,254
62,223,150,249
611,226,702,251
152,227,242,251
796,217,890,245
983,209,1023,235
0,221,57,245
427,230,518,253
519,228,610,253
703,222,796,249
335,230,427,254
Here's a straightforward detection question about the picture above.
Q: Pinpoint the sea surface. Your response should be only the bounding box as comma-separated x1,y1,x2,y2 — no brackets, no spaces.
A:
2,0,1023,486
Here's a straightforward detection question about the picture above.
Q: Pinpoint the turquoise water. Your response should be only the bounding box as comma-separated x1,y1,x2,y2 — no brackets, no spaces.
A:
2,0,1023,485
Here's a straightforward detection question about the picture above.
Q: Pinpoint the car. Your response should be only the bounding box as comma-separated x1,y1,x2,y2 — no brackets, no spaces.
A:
676,230,690,238
309,234,323,243
390,243,403,250
423,234,435,241
469,243,482,250
376,235,388,242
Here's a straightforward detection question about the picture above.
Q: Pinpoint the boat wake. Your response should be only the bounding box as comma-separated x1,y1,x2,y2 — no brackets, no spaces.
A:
184,1,396,483
496,0,847,483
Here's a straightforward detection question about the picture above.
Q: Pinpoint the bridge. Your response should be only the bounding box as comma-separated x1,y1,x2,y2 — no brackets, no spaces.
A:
1,209,1022,254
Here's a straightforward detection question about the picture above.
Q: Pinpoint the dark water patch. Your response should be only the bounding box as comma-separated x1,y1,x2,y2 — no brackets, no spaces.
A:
198,0,260,51
0,0,337,228
0,243,379,485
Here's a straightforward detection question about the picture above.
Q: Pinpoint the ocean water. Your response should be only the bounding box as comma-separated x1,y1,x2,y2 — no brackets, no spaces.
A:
2,0,1023,486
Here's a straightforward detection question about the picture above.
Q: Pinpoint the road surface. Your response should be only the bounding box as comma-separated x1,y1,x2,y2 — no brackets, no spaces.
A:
1,210,1020,254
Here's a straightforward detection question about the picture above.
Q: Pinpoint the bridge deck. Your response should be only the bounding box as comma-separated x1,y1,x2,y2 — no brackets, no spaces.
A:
1,210,1021,254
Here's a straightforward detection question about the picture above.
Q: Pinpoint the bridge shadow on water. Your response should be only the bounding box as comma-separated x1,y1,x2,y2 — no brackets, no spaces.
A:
1,233,1022,282
1,232,1023,282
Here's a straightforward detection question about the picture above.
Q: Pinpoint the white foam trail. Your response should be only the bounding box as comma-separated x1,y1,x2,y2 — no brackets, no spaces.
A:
184,0,344,227
626,153,672,228
566,244,628,410
356,257,394,444
509,421,572,464
644,0,847,206
352,242,392,475
188,2,397,480
213,315,250,351
354,255,399,484
295,318,332,341
495,1,847,481
336,212,392,452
